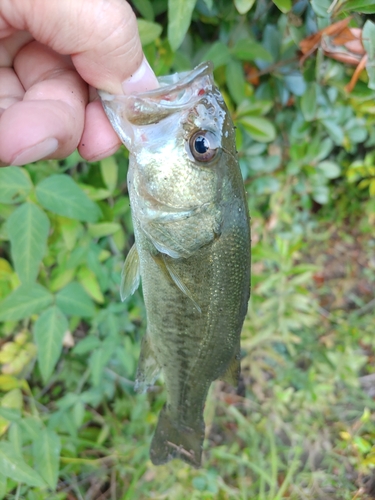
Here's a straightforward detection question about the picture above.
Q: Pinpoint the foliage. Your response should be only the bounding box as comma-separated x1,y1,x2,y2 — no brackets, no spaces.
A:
0,0,375,498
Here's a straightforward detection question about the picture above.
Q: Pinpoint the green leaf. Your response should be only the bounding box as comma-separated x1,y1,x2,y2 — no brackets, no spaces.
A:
231,39,273,62
272,0,292,12
312,185,329,204
34,306,69,383
236,99,273,118
239,116,276,142
0,167,32,204
132,0,154,20
301,83,317,122
9,423,23,456
35,174,101,222
6,202,50,285
32,429,61,490
56,282,96,318
168,0,197,51
88,222,121,238
341,0,375,13
73,335,101,355
0,471,6,500
226,60,246,105
77,266,104,304
203,42,231,68
0,441,45,487
0,284,53,322
100,156,118,193
234,0,256,14
137,19,162,46
317,161,341,179
362,21,375,90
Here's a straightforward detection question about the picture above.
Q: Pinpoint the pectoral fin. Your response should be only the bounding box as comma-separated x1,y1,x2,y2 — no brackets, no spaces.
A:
120,244,140,302
134,334,160,393
162,256,201,313
149,253,201,313
221,349,241,387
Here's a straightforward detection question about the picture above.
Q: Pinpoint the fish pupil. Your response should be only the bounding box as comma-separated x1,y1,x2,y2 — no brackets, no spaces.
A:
194,136,209,154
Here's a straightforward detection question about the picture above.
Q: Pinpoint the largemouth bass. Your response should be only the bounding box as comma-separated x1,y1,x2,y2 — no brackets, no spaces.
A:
99,62,250,467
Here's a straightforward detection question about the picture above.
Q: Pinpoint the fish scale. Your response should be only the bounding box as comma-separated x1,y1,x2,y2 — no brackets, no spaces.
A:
99,62,251,467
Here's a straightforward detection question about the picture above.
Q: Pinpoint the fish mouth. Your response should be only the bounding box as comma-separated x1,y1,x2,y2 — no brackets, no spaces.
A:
99,61,214,105
98,62,221,145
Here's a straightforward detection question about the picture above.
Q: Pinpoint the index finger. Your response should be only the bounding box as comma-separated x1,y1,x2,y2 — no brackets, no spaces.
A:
1,0,158,94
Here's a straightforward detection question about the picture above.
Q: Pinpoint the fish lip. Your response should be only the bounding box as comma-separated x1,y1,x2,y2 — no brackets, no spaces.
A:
98,61,214,102
98,61,220,148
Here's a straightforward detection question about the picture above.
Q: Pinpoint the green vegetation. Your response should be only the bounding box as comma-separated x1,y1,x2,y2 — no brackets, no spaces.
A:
1,0,375,498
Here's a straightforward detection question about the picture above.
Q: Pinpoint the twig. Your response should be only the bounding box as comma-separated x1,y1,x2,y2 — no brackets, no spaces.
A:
353,297,375,317
105,368,135,386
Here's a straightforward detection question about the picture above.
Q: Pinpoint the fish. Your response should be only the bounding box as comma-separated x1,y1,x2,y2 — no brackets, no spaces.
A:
99,61,251,467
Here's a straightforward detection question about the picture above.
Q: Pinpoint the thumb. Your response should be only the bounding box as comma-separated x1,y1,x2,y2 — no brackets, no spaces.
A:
3,0,158,94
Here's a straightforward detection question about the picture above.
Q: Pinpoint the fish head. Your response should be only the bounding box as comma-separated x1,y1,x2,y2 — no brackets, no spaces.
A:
99,62,236,213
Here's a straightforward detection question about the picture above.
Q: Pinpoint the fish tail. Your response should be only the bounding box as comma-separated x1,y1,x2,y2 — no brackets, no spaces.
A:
150,405,204,467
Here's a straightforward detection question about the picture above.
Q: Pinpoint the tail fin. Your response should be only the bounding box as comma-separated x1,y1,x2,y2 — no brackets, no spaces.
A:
150,405,204,467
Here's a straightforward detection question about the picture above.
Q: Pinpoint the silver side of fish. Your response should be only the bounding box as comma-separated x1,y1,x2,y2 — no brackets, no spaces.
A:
99,62,250,467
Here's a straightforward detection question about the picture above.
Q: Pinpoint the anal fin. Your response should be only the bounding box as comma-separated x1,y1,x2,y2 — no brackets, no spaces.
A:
134,334,160,393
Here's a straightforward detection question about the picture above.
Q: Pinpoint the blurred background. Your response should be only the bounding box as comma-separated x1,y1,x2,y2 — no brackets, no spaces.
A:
0,0,375,498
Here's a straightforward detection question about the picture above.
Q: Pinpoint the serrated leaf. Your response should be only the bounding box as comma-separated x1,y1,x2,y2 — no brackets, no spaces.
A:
231,39,273,62
341,0,375,13
239,116,276,142
34,306,68,383
32,429,61,490
100,157,118,193
234,0,256,14
137,19,162,46
272,0,292,12
6,202,50,285
35,174,101,222
0,442,45,487
56,282,96,318
0,167,32,204
168,0,197,51
0,284,53,322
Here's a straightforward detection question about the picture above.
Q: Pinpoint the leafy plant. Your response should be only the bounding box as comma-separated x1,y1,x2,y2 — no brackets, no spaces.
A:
0,0,375,498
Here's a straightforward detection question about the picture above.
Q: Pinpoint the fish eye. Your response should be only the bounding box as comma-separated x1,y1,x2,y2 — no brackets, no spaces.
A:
189,130,220,162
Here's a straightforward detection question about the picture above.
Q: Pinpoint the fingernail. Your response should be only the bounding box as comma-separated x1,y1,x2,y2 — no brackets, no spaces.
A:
10,137,59,166
122,56,159,95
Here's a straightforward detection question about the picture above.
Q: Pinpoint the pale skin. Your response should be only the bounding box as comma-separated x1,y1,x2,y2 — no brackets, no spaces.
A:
0,0,158,166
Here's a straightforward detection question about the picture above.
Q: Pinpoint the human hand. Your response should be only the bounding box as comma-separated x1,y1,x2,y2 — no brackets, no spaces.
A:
0,0,158,166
